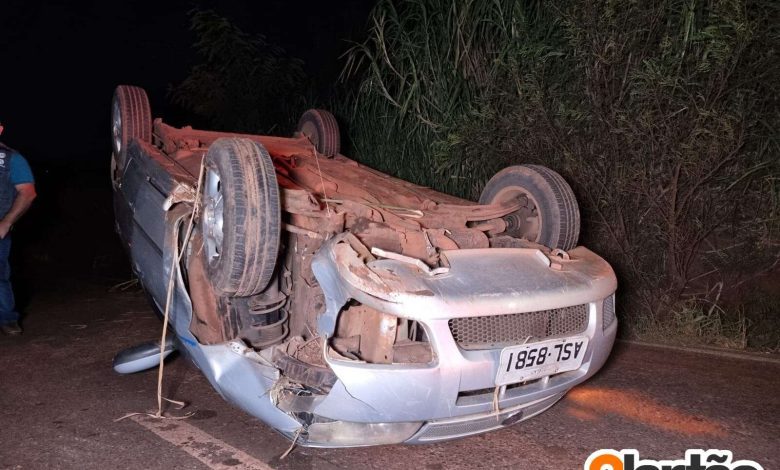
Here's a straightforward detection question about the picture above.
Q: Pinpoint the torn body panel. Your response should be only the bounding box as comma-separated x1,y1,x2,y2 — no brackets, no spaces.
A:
162,206,301,434
307,234,616,427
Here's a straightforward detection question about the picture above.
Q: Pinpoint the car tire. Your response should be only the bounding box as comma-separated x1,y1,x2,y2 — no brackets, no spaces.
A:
202,138,281,297
297,109,340,157
479,164,580,251
111,85,152,174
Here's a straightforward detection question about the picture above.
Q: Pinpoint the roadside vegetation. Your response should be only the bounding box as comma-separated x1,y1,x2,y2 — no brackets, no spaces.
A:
340,0,779,350
174,2,779,350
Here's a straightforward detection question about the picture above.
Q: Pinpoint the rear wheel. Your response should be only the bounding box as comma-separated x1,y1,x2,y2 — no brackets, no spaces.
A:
202,138,281,297
297,109,340,157
479,164,580,251
111,85,151,178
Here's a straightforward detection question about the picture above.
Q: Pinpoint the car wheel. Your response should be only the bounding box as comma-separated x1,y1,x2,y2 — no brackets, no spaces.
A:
111,85,152,177
297,109,340,157
479,164,580,251
202,138,281,297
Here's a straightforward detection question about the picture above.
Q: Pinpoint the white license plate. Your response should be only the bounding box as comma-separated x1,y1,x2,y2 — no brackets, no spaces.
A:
496,337,589,386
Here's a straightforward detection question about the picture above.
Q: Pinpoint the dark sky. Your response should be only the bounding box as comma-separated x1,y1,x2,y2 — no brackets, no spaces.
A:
1,0,375,280
1,0,374,167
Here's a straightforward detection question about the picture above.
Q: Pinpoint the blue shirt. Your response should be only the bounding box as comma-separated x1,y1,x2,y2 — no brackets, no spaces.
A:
9,153,34,185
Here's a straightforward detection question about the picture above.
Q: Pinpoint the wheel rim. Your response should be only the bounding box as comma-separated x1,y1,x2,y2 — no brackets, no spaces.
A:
493,187,543,243
300,121,320,149
111,99,122,155
203,167,224,264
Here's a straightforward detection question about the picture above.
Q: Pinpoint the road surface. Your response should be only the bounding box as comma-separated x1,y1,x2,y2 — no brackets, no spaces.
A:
1,280,777,469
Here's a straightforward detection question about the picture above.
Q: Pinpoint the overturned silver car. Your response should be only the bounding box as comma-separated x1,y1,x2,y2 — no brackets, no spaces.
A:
110,85,617,447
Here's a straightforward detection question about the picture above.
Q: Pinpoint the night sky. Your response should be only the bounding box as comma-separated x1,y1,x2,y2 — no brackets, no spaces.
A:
2,0,373,165
1,0,374,281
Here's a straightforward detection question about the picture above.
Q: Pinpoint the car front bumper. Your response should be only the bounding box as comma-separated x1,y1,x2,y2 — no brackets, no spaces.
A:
300,235,618,445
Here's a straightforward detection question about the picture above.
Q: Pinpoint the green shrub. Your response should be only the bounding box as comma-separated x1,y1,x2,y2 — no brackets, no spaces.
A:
342,0,780,345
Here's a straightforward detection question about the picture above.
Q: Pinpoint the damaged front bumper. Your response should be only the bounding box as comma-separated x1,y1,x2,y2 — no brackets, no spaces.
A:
164,209,617,447
305,234,617,445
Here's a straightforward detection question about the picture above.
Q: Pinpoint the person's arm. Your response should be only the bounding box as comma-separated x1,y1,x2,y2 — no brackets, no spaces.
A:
0,183,36,238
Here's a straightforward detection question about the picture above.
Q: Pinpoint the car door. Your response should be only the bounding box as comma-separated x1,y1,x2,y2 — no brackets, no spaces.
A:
114,141,172,309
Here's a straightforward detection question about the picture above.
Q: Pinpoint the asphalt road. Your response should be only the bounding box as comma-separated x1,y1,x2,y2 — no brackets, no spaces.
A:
1,280,778,469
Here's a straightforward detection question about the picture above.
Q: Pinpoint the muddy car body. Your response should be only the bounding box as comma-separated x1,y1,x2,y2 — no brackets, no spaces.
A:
110,85,617,447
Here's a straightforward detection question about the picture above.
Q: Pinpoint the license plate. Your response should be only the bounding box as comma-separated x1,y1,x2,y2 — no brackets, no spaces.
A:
496,337,589,386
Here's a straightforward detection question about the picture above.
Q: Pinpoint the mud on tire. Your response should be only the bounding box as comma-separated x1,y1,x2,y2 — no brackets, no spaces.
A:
202,138,281,297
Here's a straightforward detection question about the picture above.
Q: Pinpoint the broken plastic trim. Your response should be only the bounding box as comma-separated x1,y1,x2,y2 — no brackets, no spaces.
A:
370,247,449,276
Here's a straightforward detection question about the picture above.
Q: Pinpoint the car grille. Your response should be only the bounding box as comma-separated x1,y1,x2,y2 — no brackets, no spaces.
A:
602,294,616,330
448,304,589,350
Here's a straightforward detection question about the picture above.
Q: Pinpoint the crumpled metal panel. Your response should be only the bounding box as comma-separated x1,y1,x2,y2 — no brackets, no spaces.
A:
309,235,617,424
313,237,616,327
161,206,302,434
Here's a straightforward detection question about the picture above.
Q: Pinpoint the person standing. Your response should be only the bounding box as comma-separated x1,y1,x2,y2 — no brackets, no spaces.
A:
0,121,36,335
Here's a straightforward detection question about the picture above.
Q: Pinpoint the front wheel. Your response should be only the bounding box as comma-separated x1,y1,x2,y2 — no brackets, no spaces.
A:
479,164,580,251
202,138,281,297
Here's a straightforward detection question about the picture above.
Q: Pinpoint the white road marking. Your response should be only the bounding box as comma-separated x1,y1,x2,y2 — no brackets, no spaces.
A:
619,339,780,364
131,415,274,470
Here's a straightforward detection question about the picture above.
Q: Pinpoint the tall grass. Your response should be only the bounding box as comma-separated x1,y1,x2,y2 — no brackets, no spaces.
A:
341,0,552,195
342,0,780,347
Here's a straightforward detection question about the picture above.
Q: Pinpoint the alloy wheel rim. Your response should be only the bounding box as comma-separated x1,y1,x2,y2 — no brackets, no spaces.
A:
204,167,224,264
112,99,122,155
